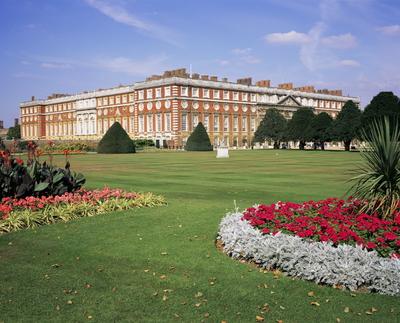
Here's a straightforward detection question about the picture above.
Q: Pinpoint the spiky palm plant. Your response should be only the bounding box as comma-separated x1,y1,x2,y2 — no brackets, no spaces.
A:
350,117,400,218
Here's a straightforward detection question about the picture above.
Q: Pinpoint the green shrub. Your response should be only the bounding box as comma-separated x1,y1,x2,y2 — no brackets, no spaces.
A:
185,122,213,151
44,142,91,152
97,122,136,154
350,117,400,218
133,139,155,148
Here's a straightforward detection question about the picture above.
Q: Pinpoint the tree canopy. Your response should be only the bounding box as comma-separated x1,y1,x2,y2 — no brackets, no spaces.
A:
332,100,362,151
362,92,400,125
97,122,136,154
309,112,333,150
7,124,21,140
286,107,314,149
185,122,213,151
254,108,287,148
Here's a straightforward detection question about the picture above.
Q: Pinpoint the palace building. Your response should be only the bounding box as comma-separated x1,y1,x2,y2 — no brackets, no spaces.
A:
20,68,360,148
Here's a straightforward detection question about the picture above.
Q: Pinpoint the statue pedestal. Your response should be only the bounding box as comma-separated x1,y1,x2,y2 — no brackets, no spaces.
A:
216,146,229,158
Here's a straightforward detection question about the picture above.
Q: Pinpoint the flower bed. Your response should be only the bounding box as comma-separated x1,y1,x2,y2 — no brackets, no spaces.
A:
0,187,166,234
242,198,400,259
218,213,400,296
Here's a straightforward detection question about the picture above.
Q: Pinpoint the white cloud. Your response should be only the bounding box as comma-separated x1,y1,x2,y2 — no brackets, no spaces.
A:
93,55,169,76
231,48,261,64
84,0,179,45
338,59,360,67
377,24,400,35
265,31,311,44
321,33,357,49
41,62,72,69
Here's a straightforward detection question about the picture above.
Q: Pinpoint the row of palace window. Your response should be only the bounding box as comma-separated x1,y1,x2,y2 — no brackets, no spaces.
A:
138,86,258,102
97,94,134,107
180,113,256,133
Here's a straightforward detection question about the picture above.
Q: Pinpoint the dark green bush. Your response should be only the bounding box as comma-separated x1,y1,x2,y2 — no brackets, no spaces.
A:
133,139,155,148
185,122,213,151
97,122,136,154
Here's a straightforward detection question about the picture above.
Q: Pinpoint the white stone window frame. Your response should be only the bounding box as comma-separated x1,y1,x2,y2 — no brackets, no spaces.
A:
156,88,162,98
203,89,210,98
147,89,153,99
213,89,220,99
192,87,199,98
181,86,188,97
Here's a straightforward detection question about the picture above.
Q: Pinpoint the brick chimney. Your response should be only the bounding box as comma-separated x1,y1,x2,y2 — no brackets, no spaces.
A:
0,120,3,129
31,96,35,101
278,83,293,90
14,118,19,126
237,77,252,86
256,80,271,87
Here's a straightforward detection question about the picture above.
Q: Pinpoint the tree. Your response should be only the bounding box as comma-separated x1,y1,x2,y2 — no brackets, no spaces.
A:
97,122,136,154
254,108,287,149
309,112,333,150
332,100,362,151
7,124,21,139
286,107,314,149
185,122,212,151
362,92,400,126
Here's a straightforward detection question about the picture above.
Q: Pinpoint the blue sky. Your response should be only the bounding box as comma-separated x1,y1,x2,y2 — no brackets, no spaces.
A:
0,0,399,126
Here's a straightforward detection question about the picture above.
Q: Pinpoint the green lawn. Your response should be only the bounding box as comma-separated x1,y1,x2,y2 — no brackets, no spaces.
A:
0,150,399,322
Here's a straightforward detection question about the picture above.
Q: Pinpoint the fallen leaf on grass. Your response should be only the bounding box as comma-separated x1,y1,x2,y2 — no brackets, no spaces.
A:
310,302,320,307
194,303,202,308
67,300,73,305
162,295,168,301
160,275,167,280
307,291,315,297
56,305,60,311
256,315,264,321
85,283,92,289
204,312,210,318
262,303,270,313
161,252,168,256
195,292,203,298
344,307,350,313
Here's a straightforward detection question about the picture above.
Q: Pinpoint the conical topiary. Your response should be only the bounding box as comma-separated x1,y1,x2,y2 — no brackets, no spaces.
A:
185,122,213,151
97,122,136,154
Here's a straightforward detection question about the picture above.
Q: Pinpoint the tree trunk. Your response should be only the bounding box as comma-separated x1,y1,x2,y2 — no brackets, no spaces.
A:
344,140,351,151
320,141,325,150
299,141,306,150
273,141,280,149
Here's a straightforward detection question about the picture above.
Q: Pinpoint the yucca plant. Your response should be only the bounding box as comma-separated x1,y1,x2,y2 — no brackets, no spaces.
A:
350,117,400,218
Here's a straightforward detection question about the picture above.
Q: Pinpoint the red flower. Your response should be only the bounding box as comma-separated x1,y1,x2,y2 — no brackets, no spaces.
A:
383,232,397,241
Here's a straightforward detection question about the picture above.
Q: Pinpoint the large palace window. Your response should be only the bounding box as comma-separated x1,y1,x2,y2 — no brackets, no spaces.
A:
204,114,209,131
192,87,199,97
192,113,198,129
156,88,162,98
242,93,248,101
165,86,171,97
165,113,171,132
181,86,188,96
233,92,239,101
139,115,144,132
251,116,256,131
147,89,153,99
147,114,153,132
138,90,144,100
203,89,210,98
214,115,219,131
233,115,238,131
156,113,162,131
223,90,229,100
181,113,187,131
224,115,229,131
242,116,247,131
213,90,220,99
251,94,256,102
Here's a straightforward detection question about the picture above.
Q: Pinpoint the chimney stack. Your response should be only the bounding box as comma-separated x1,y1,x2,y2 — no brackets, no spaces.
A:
278,83,293,90
256,80,271,87
14,118,19,126
0,121,3,129
237,77,252,86
31,96,35,101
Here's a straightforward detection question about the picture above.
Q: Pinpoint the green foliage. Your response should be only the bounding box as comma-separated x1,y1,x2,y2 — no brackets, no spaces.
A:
332,100,362,151
350,117,400,218
286,107,315,149
254,108,287,148
6,125,21,140
133,139,155,148
97,122,136,154
309,112,333,150
362,92,400,125
185,122,213,151
0,154,86,199
44,142,91,152
0,192,166,234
